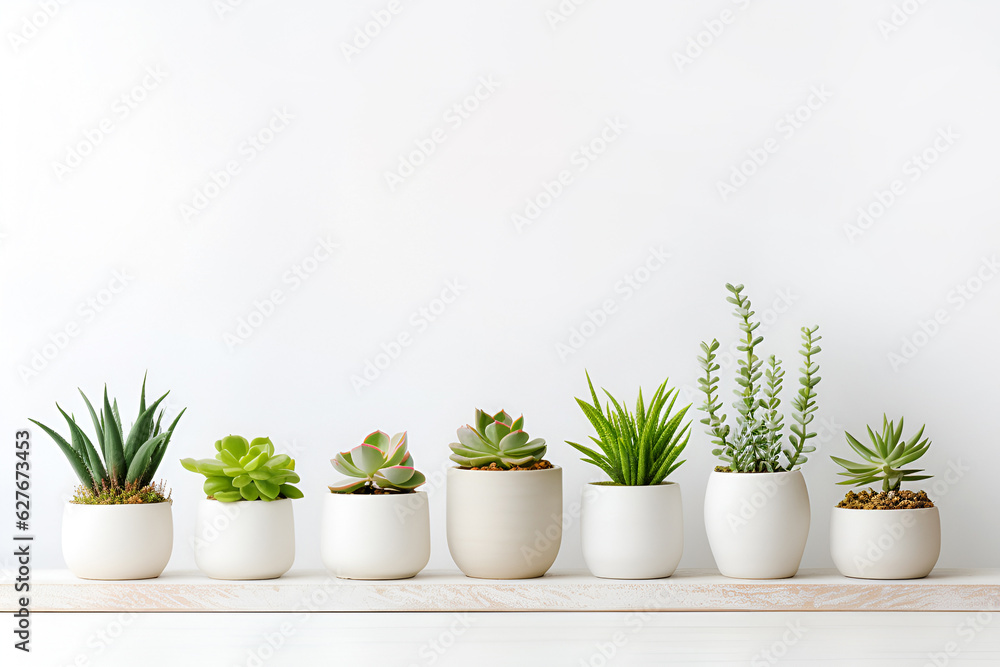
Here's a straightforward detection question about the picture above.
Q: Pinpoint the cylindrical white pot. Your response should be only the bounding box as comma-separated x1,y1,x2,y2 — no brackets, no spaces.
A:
830,506,940,579
581,482,683,580
704,470,810,579
447,466,562,579
321,491,430,580
194,498,295,580
62,501,173,580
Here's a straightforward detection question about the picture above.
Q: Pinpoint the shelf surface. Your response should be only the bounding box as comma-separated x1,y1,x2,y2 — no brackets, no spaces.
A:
4,568,999,613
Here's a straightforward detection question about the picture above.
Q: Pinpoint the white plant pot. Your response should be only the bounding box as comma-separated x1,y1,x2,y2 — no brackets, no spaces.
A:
321,491,430,580
447,466,562,579
704,470,810,579
194,498,295,580
581,482,683,579
830,506,940,579
62,501,173,580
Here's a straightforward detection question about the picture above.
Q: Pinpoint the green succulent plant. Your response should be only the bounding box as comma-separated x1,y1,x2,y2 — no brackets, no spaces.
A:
181,436,303,502
697,283,822,472
832,416,932,492
567,372,691,486
329,431,426,493
449,410,547,469
30,376,185,501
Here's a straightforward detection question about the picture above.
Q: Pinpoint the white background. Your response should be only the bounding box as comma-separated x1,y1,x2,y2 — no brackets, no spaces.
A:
1,0,999,580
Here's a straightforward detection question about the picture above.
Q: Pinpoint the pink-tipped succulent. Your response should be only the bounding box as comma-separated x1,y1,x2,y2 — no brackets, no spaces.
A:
329,431,426,494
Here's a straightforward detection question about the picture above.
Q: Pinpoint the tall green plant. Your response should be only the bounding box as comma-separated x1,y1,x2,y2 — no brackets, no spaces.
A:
566,372,691,485
30,376,185,499
697,283,821,472
832,416,932,492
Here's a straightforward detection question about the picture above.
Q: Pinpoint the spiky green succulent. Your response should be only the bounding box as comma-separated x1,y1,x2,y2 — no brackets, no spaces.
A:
30,375,185,500
567,372,690,486
449,410,547,469
329,431,426,493
832,416,932,492
181,436,303,502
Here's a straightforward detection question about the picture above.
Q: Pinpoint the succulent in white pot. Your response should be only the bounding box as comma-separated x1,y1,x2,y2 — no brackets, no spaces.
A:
830,416,940,580
181,436,302,580
568,372,690,580
31,376,185,580
322,430,430,580
447,410,561,579
697,283,822,579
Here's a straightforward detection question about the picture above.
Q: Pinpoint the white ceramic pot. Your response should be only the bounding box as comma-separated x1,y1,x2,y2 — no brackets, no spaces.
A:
194,498,295,580
581,482,683,579
704,470,810,579
447,466,562,579
62,501,173,580
321,491,430,580
830,506,940,579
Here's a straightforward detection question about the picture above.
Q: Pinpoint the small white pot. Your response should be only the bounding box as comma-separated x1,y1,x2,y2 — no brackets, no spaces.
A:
447,466,562,579
830,506,940,579
62,501,173,580
581,482,683,579
321,491,430,580
194,498,295,580
704,470,810,579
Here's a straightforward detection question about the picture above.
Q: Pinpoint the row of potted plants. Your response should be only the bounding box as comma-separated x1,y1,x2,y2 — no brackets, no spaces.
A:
30,284,943,583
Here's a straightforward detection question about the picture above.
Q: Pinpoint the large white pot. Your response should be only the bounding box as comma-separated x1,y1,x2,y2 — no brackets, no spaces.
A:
704,470,810,579
581,482,683,579
321,491,430,580
830,506,940,579
447,466,562,579
62,501,173,580
194,498,295,580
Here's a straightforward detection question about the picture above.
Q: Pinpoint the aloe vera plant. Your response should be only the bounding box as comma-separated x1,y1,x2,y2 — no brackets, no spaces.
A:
329,431,426,493
697,283,822,472
832,416,932,492
181,436,303,502
30,376,185,501
449,410,547,469
567,372,691,485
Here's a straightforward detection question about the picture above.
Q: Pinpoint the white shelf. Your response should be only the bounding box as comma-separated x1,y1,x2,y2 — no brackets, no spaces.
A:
4,568,999,613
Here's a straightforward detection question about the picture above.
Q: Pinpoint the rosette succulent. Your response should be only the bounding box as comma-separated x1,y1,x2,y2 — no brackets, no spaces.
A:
832,416,932,492
181,436,303,502
449,410,547,469
329,431,426,494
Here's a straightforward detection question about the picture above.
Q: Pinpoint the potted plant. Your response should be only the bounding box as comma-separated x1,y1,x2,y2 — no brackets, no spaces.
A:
567,372,692,579
322,430,430,580
447,409,561,579
181,436,303,580
697,283,822,579
30,376,185,580
830,416,940,579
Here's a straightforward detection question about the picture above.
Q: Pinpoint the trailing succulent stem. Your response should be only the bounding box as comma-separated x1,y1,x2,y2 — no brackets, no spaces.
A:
181,436,303,502
329,431,426,493
30,374,185,501
567,372,690,485
696,283,822,472
832,416,932,492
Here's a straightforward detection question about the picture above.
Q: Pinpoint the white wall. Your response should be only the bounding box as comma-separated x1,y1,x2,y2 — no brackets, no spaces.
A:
1,0,998,574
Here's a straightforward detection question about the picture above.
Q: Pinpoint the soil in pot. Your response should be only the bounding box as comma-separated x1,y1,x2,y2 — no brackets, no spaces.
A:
837,489,934,509
466,460,554,471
